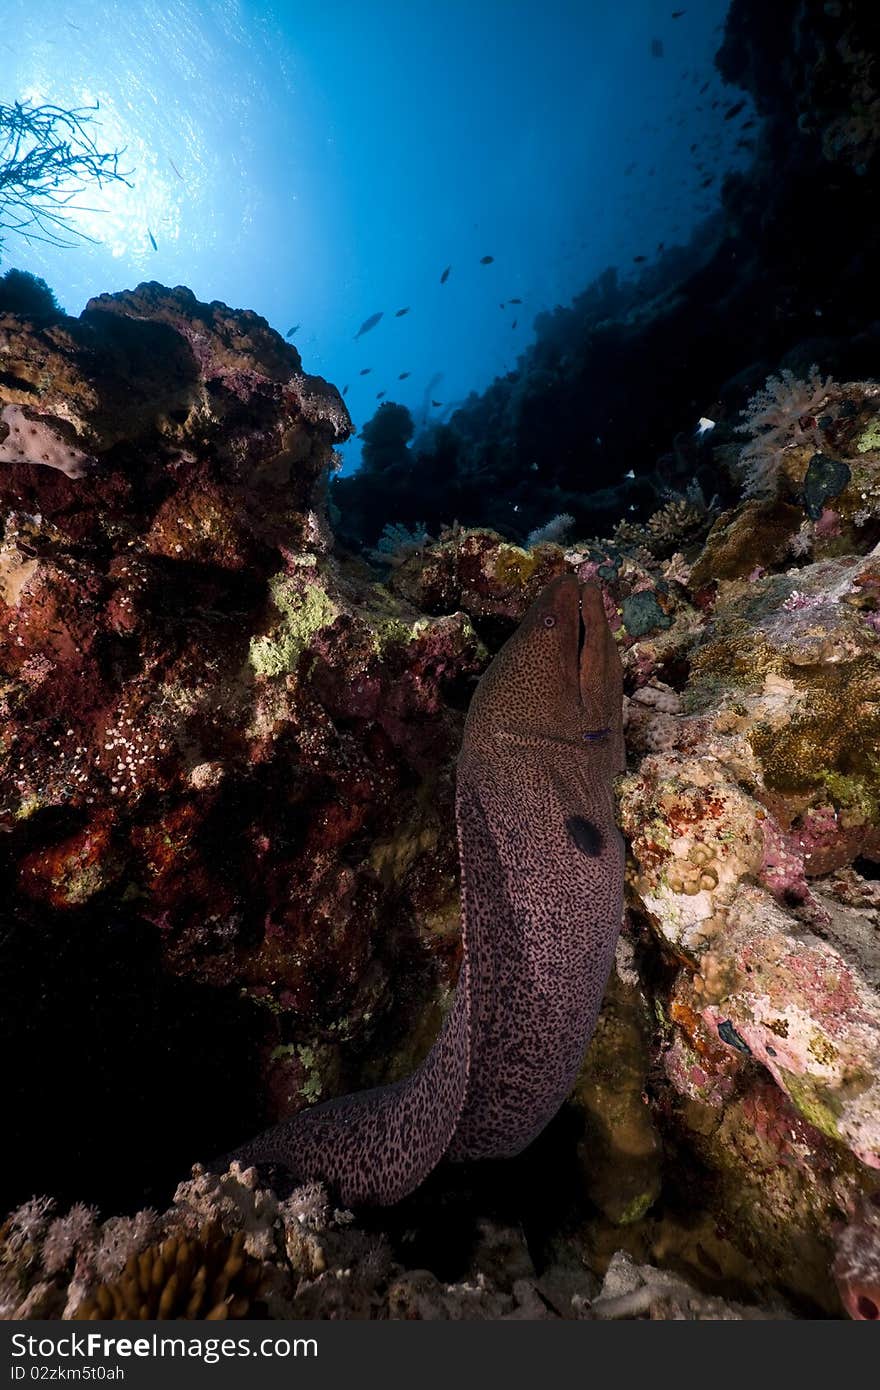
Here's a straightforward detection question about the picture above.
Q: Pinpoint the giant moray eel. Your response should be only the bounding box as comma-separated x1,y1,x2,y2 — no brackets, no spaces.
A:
224,575,625,1204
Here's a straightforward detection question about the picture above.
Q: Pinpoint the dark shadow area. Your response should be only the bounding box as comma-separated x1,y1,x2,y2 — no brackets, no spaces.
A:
356,1104,588,1283
0,903,267,1216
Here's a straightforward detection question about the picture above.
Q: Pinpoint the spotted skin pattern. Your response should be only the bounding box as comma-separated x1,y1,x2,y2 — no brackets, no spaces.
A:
223,576,625,1204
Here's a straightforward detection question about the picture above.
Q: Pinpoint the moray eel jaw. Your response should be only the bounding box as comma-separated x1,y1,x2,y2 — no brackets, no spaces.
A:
577,579,626,774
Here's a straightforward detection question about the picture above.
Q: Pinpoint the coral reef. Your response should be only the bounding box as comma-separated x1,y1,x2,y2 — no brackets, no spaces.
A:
0,282,485,1214
2,0,880,1323
335,384,880,1315
0,1164,787,1321
569,934,663,1227
735,366,836,499
586,1250,789,1321
74,1227,268,1321
833,1192,880,1320
387,526,566,622
0,267,61,320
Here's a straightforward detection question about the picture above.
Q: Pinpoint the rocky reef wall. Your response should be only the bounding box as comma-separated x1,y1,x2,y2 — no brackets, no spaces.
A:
2,280,879,1319
0,282,484,1216
3,0,880,1321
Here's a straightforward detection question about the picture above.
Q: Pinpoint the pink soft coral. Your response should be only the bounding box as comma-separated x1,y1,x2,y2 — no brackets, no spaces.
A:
736,365,834,498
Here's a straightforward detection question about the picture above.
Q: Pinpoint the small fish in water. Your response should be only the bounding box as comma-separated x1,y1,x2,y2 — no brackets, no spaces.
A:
499,302,505,309
651,37,664,57
360,367,372,376
431,399,442,407
168,157,183,180
671,8,686,16
700,175,714,188
285,324,300,339
511,320,517,329
354,311,383,340
508,297,522,304
724,100,746,121
480,255,494,265
147,228,157,251
699,81,709,94
342,385,349,396
440,265,451,283
395,307,410,317
376,391,386,399
633,254,646,263
398,371,411,379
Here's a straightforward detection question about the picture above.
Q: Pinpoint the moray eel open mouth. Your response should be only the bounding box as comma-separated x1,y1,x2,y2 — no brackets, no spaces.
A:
577,592,587,663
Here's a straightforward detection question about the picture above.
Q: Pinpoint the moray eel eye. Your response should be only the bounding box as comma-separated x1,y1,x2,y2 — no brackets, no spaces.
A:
543,615,557,628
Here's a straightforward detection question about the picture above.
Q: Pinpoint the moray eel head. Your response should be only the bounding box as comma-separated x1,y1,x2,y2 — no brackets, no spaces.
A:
466,574,624,771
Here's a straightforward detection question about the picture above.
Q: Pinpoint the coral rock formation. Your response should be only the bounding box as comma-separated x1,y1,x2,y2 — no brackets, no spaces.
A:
0,282,484,1211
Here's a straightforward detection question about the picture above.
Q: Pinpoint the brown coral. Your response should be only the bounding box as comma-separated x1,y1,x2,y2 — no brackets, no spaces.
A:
645,498,707,555
73,1224,268,1321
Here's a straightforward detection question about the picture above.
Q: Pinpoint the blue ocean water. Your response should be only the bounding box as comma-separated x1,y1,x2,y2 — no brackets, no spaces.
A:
3,0,750,472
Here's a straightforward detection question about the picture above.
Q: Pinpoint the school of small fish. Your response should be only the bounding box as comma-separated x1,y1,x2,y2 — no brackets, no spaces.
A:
268,8,755,422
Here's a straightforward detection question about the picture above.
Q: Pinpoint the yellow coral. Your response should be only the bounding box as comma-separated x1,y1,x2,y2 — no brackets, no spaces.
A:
74,1224,267,1320
491,543,540,588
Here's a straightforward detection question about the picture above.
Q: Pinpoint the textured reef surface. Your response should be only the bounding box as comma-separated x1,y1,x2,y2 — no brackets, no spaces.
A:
3,0,880,1322
0,280,484,1213
1,1162,793,1321
2,274,879,1320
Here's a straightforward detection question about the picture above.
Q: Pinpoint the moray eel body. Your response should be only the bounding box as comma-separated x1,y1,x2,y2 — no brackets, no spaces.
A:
223,575,625,1204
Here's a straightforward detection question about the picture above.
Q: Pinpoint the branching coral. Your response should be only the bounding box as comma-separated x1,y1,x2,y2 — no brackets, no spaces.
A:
646,497,707,554
0,98,131,253
42,1205,99,1277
